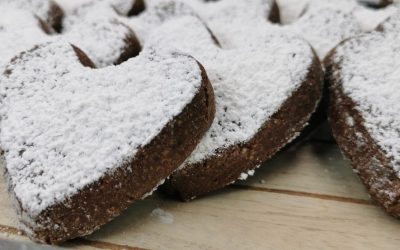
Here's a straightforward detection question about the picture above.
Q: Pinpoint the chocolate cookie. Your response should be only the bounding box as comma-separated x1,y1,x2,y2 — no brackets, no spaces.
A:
326,24,400,217
0,42,215,243
136,1,323,200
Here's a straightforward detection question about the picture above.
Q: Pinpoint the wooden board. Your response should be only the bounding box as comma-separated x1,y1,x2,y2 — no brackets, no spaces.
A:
1,141,400,250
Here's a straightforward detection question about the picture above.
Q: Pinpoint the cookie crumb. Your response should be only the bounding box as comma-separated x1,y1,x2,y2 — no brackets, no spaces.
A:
150,208,174,225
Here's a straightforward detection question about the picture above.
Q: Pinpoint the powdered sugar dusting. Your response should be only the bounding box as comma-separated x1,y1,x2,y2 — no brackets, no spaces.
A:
283,0,361,59
353,5,397,31
0,42,202,216
379,8,400,32
128,1,198,44
65,0,398,62
0,6,48,69
277,0,398,59
150,208,174,224
128,0,275,47
276,0,309,24
332,30,400,174
183,0,274,47
142,5,313,164
1,0,52,23
63,17,134,67
277,0,399,28
0,1,134,69
160,0,371,60
110,0,136,15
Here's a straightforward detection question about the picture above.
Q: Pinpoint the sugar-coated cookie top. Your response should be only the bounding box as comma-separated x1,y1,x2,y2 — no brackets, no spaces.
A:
284,0,361,59
283,0,398,59
278,0,397,28
145,14,314,164
184,0,276,48
0,42,202,216
275,0,397,59
331,31,400,174
65,17,135,67
353,3,398,31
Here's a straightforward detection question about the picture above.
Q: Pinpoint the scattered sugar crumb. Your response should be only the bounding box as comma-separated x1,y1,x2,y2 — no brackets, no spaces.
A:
248,170,255,176
238,173,249,181
238,169,256,181
150,208,174,224
346,116,355,127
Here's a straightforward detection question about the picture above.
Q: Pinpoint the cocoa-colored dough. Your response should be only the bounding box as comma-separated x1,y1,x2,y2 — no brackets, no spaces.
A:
326,53,400,218
4,48,215,244
165,55,323,200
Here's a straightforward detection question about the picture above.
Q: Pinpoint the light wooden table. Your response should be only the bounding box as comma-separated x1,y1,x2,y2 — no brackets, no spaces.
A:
1,132,399,249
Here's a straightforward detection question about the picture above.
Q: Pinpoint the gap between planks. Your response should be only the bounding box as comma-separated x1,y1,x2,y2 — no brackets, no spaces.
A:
230,184,373,205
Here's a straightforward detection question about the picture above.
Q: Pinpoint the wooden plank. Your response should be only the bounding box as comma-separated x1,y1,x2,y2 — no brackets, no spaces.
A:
0,234,100,250
0,175,22,233
84,189,400,250
238,142,370,201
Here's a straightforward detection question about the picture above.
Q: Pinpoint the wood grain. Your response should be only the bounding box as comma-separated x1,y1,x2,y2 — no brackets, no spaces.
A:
88,189,399,250
0,142,399,249
238,142,370,201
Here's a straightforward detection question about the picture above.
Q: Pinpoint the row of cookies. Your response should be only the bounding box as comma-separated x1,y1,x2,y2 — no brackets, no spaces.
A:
0,0,399,244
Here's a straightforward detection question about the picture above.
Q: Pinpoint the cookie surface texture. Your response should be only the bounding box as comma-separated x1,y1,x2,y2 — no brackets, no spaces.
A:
0,41,214,243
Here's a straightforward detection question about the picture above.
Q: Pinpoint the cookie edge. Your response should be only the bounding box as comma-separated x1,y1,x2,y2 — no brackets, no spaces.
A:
4,58,215,244
325,45,400,218
165,52,323,200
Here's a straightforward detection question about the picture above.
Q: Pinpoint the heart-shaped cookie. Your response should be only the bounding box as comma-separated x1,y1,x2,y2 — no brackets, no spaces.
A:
138,1,323,200
326,19,400,217
0,41,215,243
